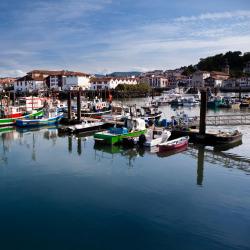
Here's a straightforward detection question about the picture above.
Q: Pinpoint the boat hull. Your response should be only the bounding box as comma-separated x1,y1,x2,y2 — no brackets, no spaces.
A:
94,130,146,145
0,110,44,127
159,136,189,152
16,114,63,127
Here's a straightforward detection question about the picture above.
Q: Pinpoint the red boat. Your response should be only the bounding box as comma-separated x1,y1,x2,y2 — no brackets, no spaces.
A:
158,136,189,152
2,106,26,118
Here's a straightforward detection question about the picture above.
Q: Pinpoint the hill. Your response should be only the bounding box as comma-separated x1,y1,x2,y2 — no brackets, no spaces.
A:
182,51,250,77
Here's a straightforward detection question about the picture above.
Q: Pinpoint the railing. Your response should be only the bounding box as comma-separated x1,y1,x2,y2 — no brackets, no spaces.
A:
189,114,250,126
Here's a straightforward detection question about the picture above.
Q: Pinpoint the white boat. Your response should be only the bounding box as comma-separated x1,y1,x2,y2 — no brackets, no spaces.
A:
143,129,171,147
181,96,199,107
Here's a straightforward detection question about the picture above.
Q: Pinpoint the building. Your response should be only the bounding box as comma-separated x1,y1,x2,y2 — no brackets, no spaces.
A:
0,77,16,91
191,71,211,88
14,70,91,93
14,75,45,93
243,61,250,74
140,75,169,88
62,71,91,91
90,77,138,90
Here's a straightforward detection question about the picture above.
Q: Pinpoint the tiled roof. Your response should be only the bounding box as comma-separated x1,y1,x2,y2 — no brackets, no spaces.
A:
210,71,229,76
17,75,44,81
28,70,90,77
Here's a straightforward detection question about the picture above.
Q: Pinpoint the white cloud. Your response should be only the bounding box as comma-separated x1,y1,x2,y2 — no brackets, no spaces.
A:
0,69,26,78
175,10,250,22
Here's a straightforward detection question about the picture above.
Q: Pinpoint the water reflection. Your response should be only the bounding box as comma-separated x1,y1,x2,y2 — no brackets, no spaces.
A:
1,128,250,182
0,127,59,164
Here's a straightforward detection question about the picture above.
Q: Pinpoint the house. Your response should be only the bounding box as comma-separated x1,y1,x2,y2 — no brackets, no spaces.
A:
0,77,16,91
14,70,91,92
191,71,210,88
62,71,91,91
141,75,169,88
243,61,250,74
90,77,138,90
14,75,45,93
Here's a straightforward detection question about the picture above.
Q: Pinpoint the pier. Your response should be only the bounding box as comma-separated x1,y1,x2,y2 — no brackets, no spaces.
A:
189,114,250,126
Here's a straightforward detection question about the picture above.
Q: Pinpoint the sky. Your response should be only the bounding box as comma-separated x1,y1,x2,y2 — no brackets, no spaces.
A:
0,0,250,77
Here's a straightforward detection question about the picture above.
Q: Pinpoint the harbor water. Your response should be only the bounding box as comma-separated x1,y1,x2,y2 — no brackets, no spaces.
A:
0,102,250,250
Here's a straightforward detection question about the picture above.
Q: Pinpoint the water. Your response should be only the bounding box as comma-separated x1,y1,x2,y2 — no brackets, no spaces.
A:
1,102,250,250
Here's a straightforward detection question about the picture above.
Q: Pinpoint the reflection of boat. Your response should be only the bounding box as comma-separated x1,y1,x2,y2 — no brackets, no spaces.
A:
159,136,189,152
213,140,242,151
0,126,15,134
16,113,63,127
94,143,123,154
157,144,188,157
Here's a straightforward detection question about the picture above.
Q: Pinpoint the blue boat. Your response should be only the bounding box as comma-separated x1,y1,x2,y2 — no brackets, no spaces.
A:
16,113,63,127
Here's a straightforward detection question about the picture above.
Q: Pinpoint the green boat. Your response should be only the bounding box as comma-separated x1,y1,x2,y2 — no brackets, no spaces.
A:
94,118,147,145
0,109,44,127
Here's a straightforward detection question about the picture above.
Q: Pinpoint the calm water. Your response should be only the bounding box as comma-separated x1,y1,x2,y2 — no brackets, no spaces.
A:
0,102,250,250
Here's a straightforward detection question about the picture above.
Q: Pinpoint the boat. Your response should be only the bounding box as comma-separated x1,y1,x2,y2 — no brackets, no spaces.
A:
142,129,171,147
140,106,162,120
59,120,106,134
181,96,199,107
207,96,223,109
157,144,188,157
170,97,183,106
0,109,44,127
81,98,112,118
94,117,146,145
158,136,189,152
16,111,63,127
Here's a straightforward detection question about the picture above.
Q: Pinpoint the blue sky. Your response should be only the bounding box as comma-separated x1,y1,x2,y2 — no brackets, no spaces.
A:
1,0,250,77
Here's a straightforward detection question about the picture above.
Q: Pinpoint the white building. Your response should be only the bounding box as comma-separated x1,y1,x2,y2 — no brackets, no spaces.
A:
141,75,169,88
14,75,45,93
14,70,91,92
90,77,138,90
62,72,91,90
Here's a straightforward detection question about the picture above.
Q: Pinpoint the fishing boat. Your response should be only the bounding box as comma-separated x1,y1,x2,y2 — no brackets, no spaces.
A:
181,96,199,107
141,129,171,147
0,109,44,127
158,136,189,152
207,96,223,109
140,106,162,120
59,120,106,134
16,111,63,127
94,117,146,145
157,144,188,157
81,98,112,118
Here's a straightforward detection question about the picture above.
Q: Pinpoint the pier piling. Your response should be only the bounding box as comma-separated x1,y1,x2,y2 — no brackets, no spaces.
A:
199,90,207,135
77,90,81,122
67,91,72,120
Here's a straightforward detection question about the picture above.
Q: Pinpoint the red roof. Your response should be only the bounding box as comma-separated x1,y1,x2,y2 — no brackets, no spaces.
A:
28,70,90,77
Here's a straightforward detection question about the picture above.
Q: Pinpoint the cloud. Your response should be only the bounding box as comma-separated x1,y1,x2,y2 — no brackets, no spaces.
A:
0,69,26,78
175,10,250,22
1,5,250,75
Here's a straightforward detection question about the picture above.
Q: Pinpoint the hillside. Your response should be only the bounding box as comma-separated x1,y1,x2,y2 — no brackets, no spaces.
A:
182,51,250,77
